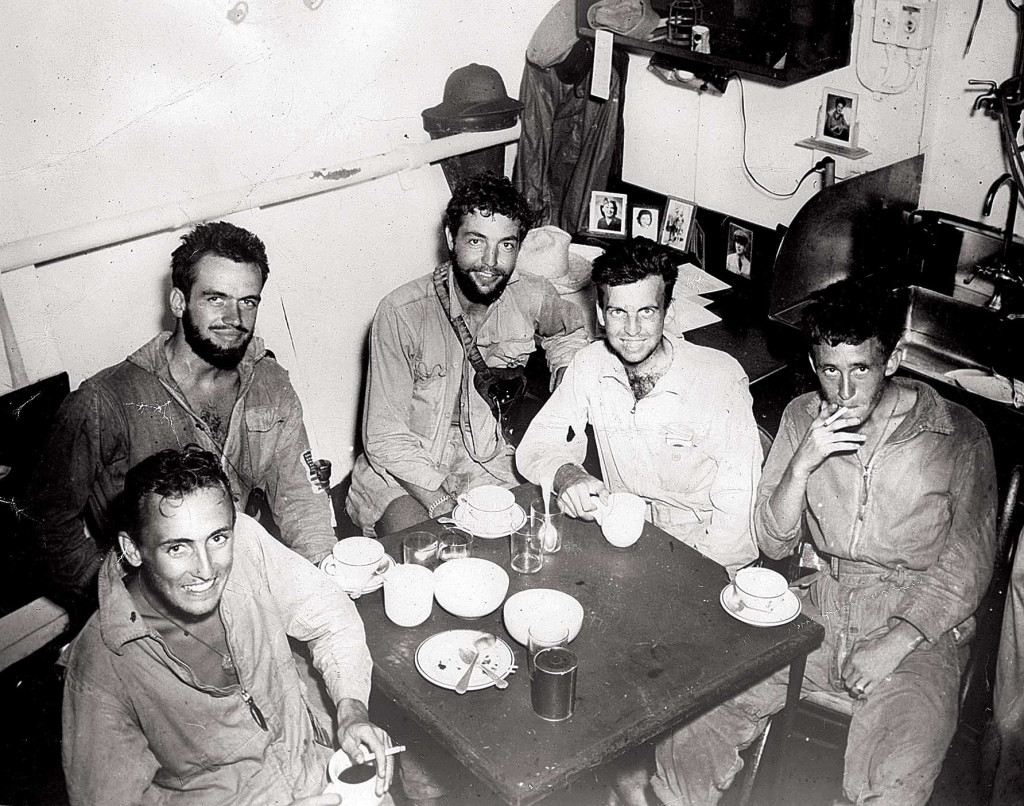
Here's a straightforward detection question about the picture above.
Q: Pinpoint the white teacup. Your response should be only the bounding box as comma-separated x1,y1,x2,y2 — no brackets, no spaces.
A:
458,485,516,521
323,537,385,584
594,493,646,547
384,564,434,627
324,748,382,805
733,567,788,613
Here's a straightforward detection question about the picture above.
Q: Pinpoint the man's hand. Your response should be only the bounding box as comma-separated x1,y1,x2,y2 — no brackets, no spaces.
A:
790,401,866,480
553,464,607,521
336,699,394,797
841,622,923,699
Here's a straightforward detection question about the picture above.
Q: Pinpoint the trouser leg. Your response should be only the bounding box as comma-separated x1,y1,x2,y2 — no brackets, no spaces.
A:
841,639,961,806
649,670,787,806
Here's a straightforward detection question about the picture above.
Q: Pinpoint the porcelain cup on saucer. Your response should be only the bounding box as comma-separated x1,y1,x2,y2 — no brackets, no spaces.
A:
322,537,386,587
733,567,788,613
457,485,516,528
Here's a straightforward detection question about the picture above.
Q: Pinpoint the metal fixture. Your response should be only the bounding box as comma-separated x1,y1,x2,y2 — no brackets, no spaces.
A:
965,173,1022,311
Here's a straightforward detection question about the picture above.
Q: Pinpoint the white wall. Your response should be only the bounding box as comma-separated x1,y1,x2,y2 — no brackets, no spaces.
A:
1,0,554,474
622,0,1019,232
2,0,1019,478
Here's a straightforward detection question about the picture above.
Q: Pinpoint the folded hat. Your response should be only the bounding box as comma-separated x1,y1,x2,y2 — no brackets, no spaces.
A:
587,0,660,41
516,226,594,294
527,0,579,68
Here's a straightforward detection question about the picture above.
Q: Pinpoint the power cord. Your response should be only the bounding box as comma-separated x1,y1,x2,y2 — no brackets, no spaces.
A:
735,74,828,198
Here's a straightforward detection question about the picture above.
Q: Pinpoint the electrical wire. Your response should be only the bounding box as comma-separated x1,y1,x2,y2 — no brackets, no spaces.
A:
735,74,821,199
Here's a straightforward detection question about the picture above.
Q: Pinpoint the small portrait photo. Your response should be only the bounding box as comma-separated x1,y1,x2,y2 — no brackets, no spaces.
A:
588,191,628,236
691,220,706,268
818,88,857,146
724,223,753,278
631,206,660,240
660,197,697,253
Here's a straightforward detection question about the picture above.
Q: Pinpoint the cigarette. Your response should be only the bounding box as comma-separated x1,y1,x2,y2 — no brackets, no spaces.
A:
824,407,849,426
375,745,406,763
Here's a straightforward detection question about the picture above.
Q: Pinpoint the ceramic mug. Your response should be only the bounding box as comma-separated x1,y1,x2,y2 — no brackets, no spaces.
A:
324,748,382,805
594,493,646,547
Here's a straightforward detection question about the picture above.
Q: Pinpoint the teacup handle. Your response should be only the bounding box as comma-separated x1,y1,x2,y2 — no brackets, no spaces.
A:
456,493,470,508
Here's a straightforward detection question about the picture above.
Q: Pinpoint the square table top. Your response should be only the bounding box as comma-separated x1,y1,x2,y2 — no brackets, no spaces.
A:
356,485,824,805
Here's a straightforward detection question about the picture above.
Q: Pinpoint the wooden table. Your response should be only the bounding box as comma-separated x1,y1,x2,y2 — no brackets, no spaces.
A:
357,485,824,805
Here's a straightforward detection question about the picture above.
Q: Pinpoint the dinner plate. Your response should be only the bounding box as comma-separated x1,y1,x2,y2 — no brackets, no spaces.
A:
414,629,515,691
320,554,395,597
719,584,801,627
450,503,527,539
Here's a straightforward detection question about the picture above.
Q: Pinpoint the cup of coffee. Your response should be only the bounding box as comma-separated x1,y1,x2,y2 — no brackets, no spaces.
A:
384,564,434,627
458,485,516,527
594,493,646,547
330,537,386,586
733,567,788,613
324,748,382,805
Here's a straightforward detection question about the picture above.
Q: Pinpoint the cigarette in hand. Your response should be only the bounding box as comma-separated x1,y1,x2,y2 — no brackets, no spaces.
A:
824,407,849,426
374,745,406,764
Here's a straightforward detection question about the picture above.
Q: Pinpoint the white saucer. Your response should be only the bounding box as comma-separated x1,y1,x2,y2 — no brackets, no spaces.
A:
451,503,527,539
414,629,515,691
320,554,395,597
719,584,801,627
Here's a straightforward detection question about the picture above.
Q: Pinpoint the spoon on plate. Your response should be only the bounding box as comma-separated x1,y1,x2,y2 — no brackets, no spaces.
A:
350,557,390,600
454,633,500,694
459,647,508,689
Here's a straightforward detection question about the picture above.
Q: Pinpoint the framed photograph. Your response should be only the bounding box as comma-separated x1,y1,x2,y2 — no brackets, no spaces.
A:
659,197,697,253
588,191,628,236
691,220,706,269
724,223,753,278
631,205,660,240
817,88,857,147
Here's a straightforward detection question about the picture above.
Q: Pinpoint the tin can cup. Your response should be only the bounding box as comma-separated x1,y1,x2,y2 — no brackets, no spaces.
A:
531,647,578,721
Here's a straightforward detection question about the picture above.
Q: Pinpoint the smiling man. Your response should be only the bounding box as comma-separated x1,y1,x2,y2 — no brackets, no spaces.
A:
62,446,394,806
29,221,335,615
517,237,761,572
652,278,997,806
346,173,588,536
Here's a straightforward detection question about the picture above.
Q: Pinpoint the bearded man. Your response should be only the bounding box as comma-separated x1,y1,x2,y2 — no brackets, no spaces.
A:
29,221,336,614
346,172,589,536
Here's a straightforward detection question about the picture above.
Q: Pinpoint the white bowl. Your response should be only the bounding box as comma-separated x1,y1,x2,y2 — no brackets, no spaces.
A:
502,588,584,647
433,558,510,619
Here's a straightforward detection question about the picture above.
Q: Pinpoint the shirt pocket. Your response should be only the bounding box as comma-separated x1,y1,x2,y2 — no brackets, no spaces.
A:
245,406,285,434
410,364,447,438
654,424,719,494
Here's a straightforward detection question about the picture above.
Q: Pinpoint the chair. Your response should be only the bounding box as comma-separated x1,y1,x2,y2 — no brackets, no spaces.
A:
737,463,1024,806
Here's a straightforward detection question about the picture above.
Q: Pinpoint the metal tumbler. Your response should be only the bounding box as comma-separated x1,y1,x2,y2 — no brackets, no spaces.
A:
531,647,578,721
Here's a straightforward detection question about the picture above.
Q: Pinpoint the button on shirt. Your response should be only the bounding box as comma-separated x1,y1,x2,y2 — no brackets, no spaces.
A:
516,337,761,573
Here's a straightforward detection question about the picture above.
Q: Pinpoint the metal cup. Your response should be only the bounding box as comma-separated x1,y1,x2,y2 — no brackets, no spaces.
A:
531,647,578,721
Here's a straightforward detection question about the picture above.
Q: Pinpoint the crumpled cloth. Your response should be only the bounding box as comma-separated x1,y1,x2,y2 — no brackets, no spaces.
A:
587,0,660,40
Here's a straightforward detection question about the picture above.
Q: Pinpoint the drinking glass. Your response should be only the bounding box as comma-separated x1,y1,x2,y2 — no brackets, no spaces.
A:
528,624,570,678
510,526,543,574
437,528,473,562
402,531,438,569
529,495,563,554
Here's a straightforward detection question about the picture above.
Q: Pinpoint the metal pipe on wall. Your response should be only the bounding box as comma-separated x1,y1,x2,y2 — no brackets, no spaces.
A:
0,123,521,275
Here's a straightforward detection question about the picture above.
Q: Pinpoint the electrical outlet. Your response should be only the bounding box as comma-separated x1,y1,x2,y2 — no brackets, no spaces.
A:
872,0,935,49
897,1,936,49
872,0,902,45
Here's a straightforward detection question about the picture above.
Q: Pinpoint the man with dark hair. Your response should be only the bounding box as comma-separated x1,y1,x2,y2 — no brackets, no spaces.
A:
517,237,761,805
346,172,588,536
62,447,394,806
649,278,997,806
30,221,335,614
517,237,760,569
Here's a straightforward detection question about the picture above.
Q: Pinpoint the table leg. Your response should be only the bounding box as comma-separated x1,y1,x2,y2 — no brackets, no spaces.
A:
761,653,808,804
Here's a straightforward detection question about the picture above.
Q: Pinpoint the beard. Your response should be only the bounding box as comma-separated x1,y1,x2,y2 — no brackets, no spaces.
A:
182,308,252,370
451,253,512,306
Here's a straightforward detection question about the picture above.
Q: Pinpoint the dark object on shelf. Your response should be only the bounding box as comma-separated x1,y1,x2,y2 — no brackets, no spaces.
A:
577,0,854,85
